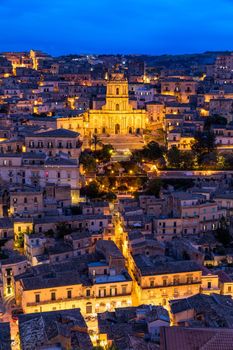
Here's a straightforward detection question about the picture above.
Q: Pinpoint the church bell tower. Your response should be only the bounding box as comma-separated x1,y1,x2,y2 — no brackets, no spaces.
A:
102,72,133,112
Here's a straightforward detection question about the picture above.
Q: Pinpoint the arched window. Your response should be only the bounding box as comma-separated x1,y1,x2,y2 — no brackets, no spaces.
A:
116,104,120,111
129,127,132,134
94,128,98,134
116,87,119,95
102,127,106,134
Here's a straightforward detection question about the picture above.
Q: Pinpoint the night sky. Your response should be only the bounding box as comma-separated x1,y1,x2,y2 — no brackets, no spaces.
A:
1,0,233,56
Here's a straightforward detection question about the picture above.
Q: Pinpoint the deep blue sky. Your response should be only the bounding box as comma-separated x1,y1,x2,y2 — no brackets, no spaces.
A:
0,0,233,56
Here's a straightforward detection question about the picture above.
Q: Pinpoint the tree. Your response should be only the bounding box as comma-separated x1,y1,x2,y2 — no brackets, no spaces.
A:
15,230,34,249
103,192,117,202
204,115,227,130
131,149,144,162
91,134,102,151
0,238,8,258
201,152,218,169
180,151,195,169
221,153,233,170
56,222,73,238
80,181,101,199
117,184,128,191
98,176,110,190
192,131,216,165
95,144,114,163
215,217,232,246
44,229,55,237
143,141,164,161
110,162,122,175
132,141,165,162
80,152,97,173
192,131,216,155
167,146,181,168
162,178,194,190
145,179,163,197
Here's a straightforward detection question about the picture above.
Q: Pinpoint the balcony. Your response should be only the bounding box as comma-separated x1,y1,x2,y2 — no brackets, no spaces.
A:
26,292,132,307
201,287,220,293
27,296,83,307
143,281,201,290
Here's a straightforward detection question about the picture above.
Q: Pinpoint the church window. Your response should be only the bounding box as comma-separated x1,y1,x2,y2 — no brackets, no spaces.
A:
116,104,120,111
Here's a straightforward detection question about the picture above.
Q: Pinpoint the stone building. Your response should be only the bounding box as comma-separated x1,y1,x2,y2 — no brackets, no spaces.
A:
84,72,147,136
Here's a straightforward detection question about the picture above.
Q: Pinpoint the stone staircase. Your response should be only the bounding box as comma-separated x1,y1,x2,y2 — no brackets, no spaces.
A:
101,134,145,150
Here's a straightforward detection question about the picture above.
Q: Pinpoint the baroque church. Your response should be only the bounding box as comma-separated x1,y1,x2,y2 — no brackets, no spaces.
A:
57,72,147,150
83,72,147,136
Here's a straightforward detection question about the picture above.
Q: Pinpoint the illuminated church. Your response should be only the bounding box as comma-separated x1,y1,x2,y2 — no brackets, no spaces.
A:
83,72,147,136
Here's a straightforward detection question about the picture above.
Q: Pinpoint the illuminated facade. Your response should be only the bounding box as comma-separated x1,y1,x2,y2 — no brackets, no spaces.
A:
15,240,133,316
18,277,133,316
167,130,195,150
161,79,198,103
57,73,147,138
132,256,202,308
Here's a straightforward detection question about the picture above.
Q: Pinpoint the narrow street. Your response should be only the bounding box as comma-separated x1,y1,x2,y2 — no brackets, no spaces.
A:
112,206,140,306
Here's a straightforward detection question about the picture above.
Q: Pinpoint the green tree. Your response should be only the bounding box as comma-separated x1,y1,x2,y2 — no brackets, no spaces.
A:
167,146,181,168
192,131,216,157
145,179,163,197
131,149,144,162
80,152,97,173
221,153,233,170
56,222,73,238
95,144,114,163
204,114,227,130
120,160,142,175
80,181,101,199
131,141,165,163
103,191,117,202
143,141,164,161
0,238,8,258
44,229,55,237
98,176,110,190
91,134,102,151
215,217,231,246
201,151,218,169
191,131,216,166
15,230,34,249
180,151,195,169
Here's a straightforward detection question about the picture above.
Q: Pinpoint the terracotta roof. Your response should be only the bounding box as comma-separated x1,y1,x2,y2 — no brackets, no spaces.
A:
160,326,233,350
216,270,233,283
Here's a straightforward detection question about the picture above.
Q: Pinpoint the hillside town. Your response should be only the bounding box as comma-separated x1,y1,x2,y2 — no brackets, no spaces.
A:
1,50,233,349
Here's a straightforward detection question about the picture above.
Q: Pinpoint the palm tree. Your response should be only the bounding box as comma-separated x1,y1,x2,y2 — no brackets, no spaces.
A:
91,134,102,151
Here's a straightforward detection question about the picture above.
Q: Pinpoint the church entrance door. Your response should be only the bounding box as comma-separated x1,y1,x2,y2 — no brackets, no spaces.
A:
115,124,120,134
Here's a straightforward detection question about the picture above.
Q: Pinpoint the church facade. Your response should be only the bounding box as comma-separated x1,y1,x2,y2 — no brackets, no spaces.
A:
84,73,147,136
57,73,147,139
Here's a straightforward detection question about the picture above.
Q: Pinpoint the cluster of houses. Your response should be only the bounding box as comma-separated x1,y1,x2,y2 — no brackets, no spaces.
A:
0,50,233,349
